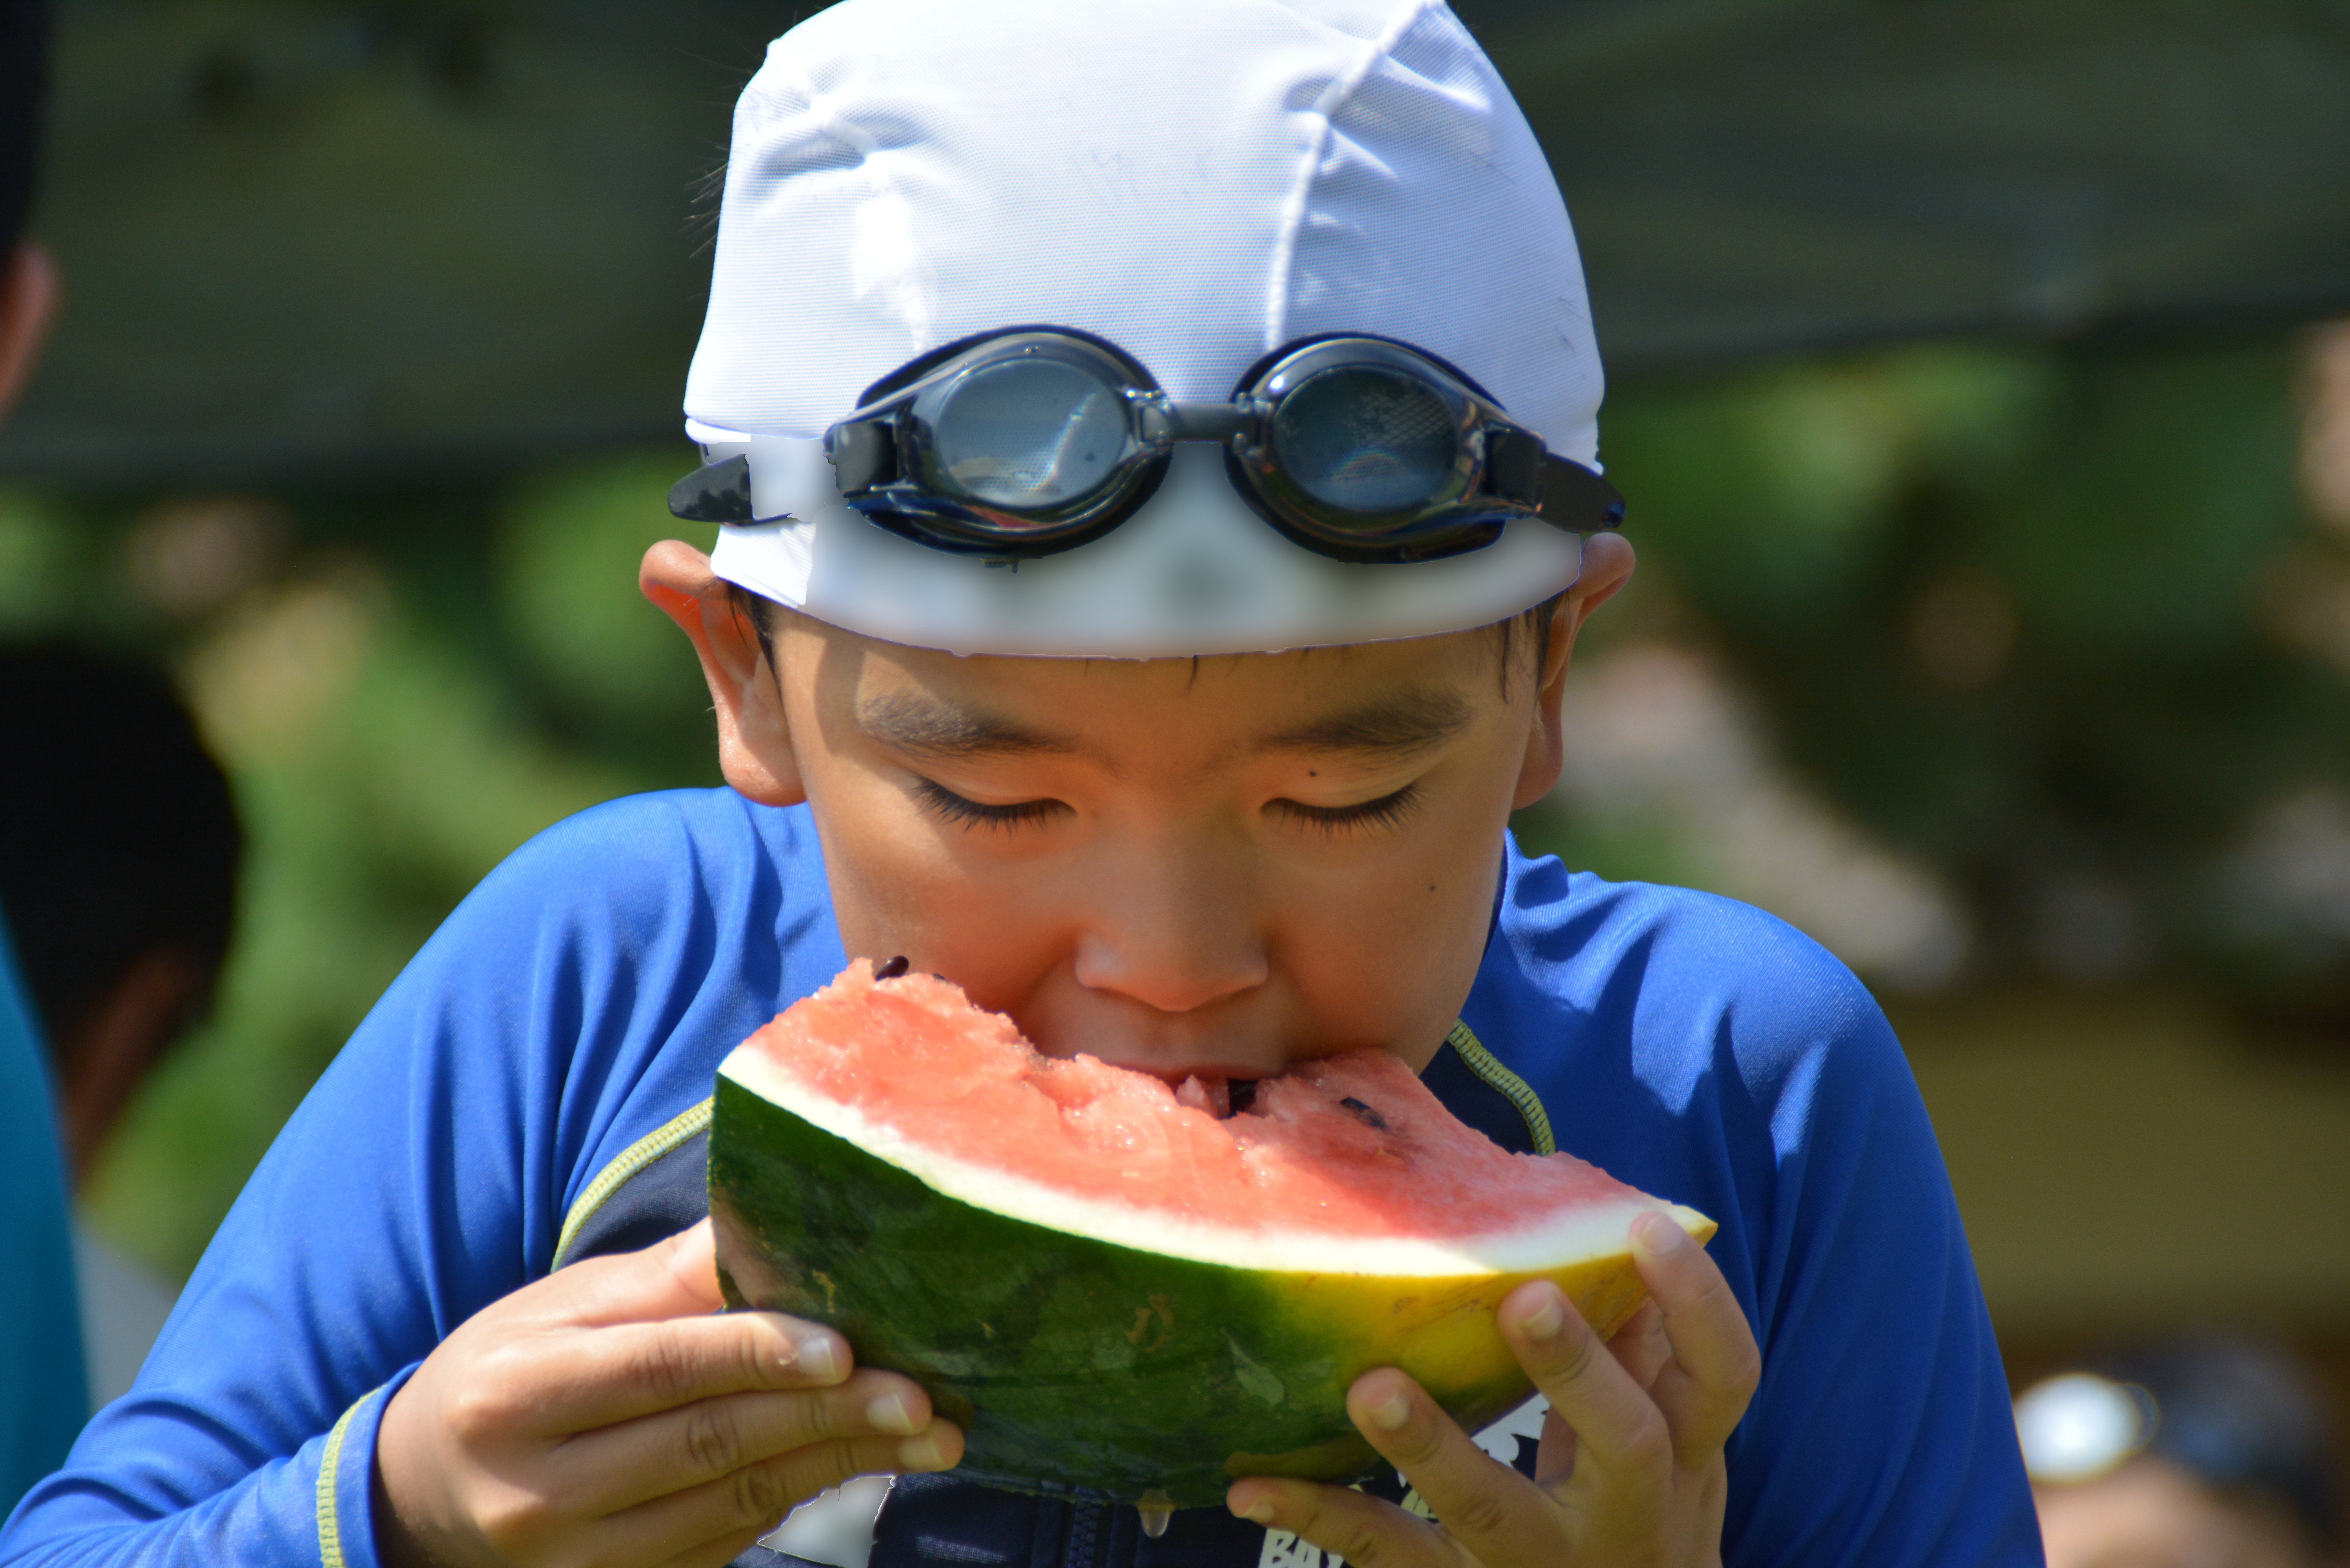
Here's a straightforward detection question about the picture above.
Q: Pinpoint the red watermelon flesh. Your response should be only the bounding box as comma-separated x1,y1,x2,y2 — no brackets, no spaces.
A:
722,961,1699,1276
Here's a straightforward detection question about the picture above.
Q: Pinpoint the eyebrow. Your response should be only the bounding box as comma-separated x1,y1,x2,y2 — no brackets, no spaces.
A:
857,691,1084,759
1257,689,1475,759
856,686,1475,767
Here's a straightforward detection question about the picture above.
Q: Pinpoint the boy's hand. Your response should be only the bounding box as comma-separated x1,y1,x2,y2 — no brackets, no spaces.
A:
374,1218,962,1568
1227,1212,1757,1568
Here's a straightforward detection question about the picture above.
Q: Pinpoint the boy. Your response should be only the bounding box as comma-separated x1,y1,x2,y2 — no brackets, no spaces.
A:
0,2,2044,1565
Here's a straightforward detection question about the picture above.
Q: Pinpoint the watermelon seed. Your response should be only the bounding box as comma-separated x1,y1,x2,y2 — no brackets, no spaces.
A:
1137,1490,1175,1538
876,955,910,979
1339,1097,1388,1131
1227,1079,1259,1116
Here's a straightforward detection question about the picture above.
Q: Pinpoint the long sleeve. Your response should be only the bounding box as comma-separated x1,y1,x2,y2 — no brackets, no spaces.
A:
0,792,842,1567
1474,847,2043,1568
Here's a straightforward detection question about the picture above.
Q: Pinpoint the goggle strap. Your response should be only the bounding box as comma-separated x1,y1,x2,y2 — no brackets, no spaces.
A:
828,421,897,494
1537,454,1627,533
676,448,1625,535
670,454,755,524
1485,428,1544,507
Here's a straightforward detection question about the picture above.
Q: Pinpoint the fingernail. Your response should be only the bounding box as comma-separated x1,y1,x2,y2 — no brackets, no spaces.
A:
1632,1211,1684,1259
794,1334,843,1383
1515,1290,1566,1342
898,1432,951,1470
868,1392,919,1434
1368,1389,1411,1432
1237,1500,1276,1525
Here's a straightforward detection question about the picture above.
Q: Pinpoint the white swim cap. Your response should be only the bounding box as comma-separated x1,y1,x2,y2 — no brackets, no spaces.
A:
685,0,1605,658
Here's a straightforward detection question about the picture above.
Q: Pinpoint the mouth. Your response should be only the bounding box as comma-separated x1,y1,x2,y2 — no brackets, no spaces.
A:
1117,1059,1264,1084
1170,1073,1261,1120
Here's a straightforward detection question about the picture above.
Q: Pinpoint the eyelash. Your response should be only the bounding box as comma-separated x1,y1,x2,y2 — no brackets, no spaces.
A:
913,778,1066,832
913,779,1426,836
1271,783,1425,837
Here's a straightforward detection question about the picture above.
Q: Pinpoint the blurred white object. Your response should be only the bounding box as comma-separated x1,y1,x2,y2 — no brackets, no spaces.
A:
1551,642,1971,989
2015,1372,2153,1484
760,1474,893,1568
2303,321,2350,531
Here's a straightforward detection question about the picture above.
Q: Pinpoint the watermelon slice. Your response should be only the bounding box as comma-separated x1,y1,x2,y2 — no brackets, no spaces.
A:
708,961,1712,1508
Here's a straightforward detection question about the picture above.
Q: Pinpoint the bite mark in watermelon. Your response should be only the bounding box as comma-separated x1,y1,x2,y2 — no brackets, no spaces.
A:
708,961,1713,1508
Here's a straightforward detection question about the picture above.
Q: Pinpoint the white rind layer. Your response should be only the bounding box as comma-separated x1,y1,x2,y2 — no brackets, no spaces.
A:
720,1047,1708,1278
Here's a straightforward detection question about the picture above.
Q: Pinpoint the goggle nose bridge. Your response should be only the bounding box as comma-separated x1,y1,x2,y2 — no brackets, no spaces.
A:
1155,401,1258,446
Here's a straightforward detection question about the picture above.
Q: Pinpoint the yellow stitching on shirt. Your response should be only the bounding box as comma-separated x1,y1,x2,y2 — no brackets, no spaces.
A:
316,1393,361,1568
1446,1021,1556,1156
551,1097,714,1271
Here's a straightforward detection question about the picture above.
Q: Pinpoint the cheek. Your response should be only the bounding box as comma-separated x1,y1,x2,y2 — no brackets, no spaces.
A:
797,711,1520,1055
801,762,1073,1002
1267,777,1515,1051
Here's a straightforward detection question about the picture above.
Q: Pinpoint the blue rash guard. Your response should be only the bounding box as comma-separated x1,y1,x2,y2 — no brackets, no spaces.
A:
0,789,2042,1568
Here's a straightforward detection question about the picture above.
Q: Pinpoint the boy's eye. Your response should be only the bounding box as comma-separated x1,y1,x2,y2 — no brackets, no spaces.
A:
912,778,1067,831
1269,782,1424,836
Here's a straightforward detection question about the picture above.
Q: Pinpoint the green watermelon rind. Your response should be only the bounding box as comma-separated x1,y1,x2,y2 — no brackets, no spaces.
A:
707,1071,1675,1508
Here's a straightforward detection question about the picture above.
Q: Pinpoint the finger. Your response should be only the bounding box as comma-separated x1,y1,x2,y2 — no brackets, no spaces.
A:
1500,1279,1673,1496
1604,1299,1671,1392
1628,1210,1761,1463
1226,1477,1457,1568
565,1370,940,1512
602,1427,963,1566
1532,1406,1577,1490
1334,1368,1553,1566
663,1217,730,1313
521,1310,860,1432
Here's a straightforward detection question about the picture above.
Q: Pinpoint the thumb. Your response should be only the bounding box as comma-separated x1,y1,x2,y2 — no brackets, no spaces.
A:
554,1218,728,1328
660,1217,728,1311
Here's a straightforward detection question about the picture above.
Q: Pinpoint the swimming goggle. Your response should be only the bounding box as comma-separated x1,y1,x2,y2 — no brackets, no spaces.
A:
671,327,1623,564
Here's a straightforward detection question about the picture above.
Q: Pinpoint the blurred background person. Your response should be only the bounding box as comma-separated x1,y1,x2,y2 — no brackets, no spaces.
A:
0,0,244,1501
0,0,80,1519
2017,1334,2345,1568
0,640,242,1408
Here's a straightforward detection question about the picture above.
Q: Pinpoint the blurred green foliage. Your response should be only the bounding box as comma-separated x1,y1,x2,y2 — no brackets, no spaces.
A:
1523,330,2350,1014
18,0,2350,476
0,457,717,1274
7,328,2348,1277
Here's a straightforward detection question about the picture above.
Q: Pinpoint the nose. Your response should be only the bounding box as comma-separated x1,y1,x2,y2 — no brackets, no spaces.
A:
1070,835,1269,1015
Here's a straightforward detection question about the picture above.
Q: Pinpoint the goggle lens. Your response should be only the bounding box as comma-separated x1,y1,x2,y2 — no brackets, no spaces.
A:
1270,365,1459,517
930,358,1130,513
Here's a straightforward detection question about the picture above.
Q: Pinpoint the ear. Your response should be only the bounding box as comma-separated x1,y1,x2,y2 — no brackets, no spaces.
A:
0,243,60,421
640,539,806,806
58,946,205,1189
1512,532,1635,810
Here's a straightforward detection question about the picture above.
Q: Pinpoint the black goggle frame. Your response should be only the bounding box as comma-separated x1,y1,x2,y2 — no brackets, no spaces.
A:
671,327,1623,564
